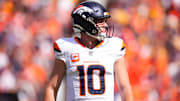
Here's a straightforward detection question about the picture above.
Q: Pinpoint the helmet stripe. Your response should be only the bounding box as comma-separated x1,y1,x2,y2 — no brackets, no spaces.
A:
72,5,83,13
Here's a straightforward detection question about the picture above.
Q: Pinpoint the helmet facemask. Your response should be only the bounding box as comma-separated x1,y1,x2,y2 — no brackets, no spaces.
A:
95,18,114,40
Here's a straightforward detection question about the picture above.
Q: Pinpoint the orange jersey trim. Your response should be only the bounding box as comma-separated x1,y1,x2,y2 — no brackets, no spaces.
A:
96,40,104,48
74,37,104,48
83,61,100,63
74,37,86,47
54,42,61,52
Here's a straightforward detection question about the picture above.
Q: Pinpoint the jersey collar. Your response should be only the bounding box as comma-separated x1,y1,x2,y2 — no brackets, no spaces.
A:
74,37,104,48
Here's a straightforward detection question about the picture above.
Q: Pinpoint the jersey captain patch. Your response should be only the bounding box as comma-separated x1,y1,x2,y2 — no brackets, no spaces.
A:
71,53,80,62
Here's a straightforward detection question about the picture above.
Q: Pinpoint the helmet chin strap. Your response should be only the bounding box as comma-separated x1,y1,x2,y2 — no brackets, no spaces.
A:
97,32,106,40
85,31,106,41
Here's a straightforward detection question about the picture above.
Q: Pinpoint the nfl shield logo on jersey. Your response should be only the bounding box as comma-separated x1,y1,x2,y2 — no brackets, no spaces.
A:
71,53,80,62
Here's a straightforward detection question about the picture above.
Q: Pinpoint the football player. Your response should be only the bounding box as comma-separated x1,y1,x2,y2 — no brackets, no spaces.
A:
44,1,133,101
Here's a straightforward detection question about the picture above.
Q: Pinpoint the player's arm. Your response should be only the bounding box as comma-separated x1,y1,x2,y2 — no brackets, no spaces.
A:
114,57,133,101
44,59,66,101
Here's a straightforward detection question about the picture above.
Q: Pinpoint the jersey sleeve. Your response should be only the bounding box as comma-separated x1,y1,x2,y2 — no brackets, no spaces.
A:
114,38,126,60
53,40,66,62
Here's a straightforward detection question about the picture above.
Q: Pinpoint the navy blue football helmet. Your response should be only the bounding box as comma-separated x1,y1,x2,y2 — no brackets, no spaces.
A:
72,1,111,40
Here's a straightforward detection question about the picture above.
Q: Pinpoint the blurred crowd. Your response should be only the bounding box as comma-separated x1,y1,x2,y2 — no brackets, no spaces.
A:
110,0,180,101
0,0,179,101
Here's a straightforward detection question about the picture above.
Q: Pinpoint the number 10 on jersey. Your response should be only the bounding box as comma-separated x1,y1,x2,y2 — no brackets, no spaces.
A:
77,65,106,96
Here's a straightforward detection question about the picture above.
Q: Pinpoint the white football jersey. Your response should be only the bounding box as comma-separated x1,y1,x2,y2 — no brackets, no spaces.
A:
54,37,126,101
